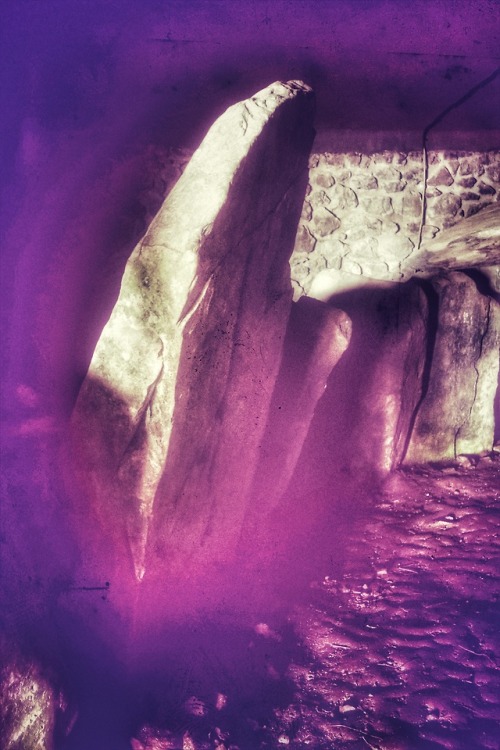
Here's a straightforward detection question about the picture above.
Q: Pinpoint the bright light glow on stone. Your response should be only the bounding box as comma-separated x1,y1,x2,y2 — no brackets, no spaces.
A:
70,80,315,592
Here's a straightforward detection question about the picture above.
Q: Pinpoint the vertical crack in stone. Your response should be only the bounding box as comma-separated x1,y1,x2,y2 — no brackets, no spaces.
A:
401,281,439,463
453,426,460,460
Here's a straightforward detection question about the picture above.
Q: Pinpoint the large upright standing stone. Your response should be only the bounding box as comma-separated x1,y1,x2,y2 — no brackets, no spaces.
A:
71,81,315,582
404,272,500,464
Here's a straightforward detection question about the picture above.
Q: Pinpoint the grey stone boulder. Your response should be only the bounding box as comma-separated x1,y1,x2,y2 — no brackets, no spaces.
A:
71,81,315,582
355,282,429,473
404,271,500,464
291,282,428,492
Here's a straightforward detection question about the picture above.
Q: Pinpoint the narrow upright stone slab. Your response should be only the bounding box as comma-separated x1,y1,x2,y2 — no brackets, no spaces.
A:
71,81,315,581
356,282,429,473
405,272,500,464
342,282,429,475
303,282,429,486
243,297,351,531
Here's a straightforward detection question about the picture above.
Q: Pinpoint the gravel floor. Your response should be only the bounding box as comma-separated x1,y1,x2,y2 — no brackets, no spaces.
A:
129,457,500,750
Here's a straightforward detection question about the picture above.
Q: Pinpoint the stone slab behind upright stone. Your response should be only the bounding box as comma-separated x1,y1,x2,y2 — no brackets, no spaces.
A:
404,271,500,464
352,281,430,473
70,81,315,584
242,297,352,537
337,282,429,476
404,203,500,280
282,281,429,508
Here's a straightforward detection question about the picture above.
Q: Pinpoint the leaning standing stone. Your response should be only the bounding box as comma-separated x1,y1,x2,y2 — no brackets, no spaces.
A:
71,81,315,583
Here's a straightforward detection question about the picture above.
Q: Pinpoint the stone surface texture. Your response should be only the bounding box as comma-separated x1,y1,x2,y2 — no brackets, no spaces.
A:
243,297,351,531
0,650,64,750
71,81,315,582
405,272,500,464
351,282,429,473
314,282,429,479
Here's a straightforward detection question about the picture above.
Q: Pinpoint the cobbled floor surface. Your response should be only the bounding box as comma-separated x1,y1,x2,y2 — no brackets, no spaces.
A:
129,458,499,750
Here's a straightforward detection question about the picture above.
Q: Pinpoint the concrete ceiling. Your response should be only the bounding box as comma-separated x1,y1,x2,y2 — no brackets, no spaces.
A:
1,0,499,170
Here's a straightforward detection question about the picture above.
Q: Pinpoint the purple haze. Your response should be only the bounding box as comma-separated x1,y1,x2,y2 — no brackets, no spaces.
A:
1,2,499,747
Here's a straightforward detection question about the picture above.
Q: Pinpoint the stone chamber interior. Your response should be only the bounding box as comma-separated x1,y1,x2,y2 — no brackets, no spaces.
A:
1,2,499,749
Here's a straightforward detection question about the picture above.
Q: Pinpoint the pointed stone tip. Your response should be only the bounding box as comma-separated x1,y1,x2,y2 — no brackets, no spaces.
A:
126,511,150,583
134,564,146,583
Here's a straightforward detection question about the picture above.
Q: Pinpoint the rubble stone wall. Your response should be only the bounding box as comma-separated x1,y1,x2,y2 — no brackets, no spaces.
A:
290,149,500,299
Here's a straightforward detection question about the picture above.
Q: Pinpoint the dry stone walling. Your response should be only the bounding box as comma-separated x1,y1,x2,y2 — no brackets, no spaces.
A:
71,81,345,586
291,150,500,299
